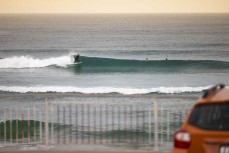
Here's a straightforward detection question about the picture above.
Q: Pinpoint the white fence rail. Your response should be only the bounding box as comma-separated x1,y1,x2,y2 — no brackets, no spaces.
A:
0,97,194,150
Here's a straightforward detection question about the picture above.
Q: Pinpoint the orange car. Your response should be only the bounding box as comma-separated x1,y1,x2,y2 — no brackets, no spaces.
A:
172,84,229,153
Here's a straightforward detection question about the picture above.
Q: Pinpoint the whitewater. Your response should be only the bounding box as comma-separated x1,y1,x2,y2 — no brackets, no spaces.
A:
0,55,73,68
0,85,213,94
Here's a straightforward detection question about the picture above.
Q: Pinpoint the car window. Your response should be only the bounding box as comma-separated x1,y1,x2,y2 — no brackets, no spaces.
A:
188,102,229,130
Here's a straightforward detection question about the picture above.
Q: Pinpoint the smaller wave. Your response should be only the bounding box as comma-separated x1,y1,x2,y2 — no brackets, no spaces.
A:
0,55,73,68
0,85,212,94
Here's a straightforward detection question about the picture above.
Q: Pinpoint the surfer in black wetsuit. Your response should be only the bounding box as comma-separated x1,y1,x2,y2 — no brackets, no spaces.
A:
72,54,80,63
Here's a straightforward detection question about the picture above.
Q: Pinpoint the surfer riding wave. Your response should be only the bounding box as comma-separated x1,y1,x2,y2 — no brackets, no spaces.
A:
71,54,80,63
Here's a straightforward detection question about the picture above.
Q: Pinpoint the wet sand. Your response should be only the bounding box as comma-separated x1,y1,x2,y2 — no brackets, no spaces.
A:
0,92,198,100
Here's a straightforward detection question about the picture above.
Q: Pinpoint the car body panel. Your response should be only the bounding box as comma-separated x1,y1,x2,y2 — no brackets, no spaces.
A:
172,87,229,153
185,125,229,153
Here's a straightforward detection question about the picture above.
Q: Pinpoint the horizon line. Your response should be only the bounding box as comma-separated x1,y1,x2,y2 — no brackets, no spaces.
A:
0,12,229,14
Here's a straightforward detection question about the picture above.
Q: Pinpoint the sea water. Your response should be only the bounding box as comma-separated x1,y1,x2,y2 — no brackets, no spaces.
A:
0,14,229,94
0,14,229,150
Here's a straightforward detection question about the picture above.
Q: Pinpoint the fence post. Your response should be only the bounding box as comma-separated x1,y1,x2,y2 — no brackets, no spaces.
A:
82,104,84,144
137,104,139,144
167,110,170,141
124,105,127,143
154,100,159,151
28,105,30,143
161,105,163,145
130,104,133,144
69,104,72,144
40,106,42,143
148,104,151,145
142,105,145,144
87,104,90,144
16,104,18,143
21,104,24,144
4,104,6,144
33,104,36,143
173,113,175,132
63,105,66,144
45,101,49,146
75,104,78,144
106,105,108,144
100,104,102,144
118,105,120,143
112,105,114,144
51,104,54,144
10,107,13,144
57,105,60,144
94,106,96,144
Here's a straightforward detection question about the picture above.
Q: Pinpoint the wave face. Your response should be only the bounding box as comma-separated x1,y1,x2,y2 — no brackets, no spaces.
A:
0,55,229,73
77,56,229,73
0,85,212,94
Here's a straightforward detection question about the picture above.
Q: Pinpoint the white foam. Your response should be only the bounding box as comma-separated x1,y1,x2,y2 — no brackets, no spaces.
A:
0,55,73,68
0,85,212,94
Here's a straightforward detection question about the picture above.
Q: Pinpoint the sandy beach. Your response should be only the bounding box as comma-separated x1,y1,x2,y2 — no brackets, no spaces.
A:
0,92,198,100
0,148,170,153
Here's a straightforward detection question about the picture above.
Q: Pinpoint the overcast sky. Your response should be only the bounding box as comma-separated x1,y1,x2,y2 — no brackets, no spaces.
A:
0,0,229,13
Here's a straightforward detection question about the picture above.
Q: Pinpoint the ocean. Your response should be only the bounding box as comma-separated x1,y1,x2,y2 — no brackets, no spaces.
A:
0,14,229,150
0,14,229,94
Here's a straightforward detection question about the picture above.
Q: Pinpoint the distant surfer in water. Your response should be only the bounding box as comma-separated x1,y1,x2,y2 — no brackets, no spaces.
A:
72,54,80,63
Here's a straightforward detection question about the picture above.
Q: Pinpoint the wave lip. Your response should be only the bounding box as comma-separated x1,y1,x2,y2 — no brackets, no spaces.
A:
0,85,212,94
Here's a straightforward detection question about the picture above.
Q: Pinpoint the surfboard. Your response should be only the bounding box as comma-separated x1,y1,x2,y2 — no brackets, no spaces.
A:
69,62,82,65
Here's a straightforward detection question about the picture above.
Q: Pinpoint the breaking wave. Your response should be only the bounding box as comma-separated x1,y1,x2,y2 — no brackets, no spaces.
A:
0,85,212,94
0,55,73,68
0,55,228,73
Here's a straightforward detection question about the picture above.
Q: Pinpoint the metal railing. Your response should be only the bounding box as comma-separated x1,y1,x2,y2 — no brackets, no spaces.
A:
0,97,194,150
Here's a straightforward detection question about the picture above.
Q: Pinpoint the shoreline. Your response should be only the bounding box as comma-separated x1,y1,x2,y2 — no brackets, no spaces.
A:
0,92,198,100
